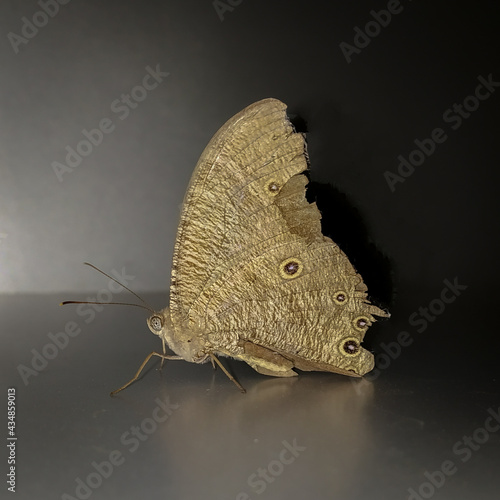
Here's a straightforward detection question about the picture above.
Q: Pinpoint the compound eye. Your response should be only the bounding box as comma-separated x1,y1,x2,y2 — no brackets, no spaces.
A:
150,316,163,332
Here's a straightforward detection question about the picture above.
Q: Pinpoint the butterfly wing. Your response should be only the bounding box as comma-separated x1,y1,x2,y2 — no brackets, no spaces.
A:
170,98,306,318
170,98,388,376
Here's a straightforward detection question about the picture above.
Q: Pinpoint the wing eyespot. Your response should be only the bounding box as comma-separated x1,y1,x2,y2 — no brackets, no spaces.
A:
340,338,361,357
267,181,280,195
334,291,348,305
279,258,303,279
353,316,369,331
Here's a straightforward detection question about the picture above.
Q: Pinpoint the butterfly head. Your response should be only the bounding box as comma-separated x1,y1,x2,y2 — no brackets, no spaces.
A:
146,307,208,363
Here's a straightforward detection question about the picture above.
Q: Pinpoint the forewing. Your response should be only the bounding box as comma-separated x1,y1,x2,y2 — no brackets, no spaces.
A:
170,99,307,319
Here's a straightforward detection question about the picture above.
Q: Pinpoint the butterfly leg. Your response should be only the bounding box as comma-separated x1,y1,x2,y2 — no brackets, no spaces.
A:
110,351,182,396
160,338,167,369
209,353,246,393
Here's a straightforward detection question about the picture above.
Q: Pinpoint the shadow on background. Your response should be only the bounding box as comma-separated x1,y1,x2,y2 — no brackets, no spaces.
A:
289,112,394,310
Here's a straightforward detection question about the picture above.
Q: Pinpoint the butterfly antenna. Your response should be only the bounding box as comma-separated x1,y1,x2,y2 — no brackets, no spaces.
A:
60,262,155,314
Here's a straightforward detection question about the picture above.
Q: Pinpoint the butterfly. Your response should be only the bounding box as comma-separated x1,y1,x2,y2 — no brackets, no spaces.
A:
63,98,389,394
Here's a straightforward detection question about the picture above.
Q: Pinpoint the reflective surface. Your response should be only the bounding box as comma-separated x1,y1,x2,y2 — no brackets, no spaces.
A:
1,293,499,500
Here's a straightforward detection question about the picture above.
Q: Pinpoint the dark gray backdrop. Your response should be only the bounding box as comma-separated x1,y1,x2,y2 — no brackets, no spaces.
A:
1,1,498,296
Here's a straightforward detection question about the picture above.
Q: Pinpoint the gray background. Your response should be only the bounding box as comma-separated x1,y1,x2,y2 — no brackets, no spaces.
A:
1,1,499,499
0,0,498,296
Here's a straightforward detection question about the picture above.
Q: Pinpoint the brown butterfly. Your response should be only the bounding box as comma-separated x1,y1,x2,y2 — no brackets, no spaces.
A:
63,98,389,394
